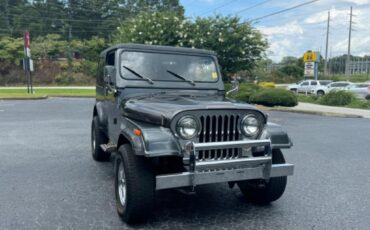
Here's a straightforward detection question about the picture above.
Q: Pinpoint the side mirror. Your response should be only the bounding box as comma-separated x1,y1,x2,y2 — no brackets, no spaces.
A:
103,66,116,85
226,79,239,96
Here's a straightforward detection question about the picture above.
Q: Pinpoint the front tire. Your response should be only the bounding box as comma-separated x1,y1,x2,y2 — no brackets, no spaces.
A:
317,90,325,96
237,149,287,204
115,144,155,224
91,116,110,161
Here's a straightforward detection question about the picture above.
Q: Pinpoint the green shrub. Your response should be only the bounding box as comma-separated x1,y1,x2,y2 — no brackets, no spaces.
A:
297,95,319,103
348,99,370,109
55,73,75,85
228,83,261,102
81,60,98,77
319,90,354,106
234,91,254,102
250,88,298,107
239,83,261,92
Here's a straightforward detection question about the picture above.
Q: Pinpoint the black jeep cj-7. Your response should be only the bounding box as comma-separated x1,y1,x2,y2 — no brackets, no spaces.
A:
91,44,294,224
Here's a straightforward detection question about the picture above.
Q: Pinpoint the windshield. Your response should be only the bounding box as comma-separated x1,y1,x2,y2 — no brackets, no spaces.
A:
120,51,219,83
296,80,304,85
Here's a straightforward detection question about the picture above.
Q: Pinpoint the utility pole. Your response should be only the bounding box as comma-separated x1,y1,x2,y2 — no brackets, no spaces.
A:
329,46,332,76
345,6,353,77
366,56,369,79
324,11,330,76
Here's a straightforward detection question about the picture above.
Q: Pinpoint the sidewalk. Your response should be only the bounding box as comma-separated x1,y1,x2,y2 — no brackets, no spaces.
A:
291,102,370,118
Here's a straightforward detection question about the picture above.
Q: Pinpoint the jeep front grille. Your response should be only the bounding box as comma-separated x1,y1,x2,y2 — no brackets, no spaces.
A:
198,115,241,161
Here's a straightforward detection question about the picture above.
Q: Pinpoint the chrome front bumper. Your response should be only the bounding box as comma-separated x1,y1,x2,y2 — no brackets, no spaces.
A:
156,139,294,190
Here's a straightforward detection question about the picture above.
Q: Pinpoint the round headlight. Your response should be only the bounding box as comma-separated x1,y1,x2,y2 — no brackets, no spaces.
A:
176,116,199,139
241,115,260,137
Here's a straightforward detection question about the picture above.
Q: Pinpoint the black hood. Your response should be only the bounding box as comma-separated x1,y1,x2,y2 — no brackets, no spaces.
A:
121,95,263,126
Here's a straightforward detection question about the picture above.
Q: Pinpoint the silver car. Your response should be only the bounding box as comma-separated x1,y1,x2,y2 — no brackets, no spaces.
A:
348,83,370,100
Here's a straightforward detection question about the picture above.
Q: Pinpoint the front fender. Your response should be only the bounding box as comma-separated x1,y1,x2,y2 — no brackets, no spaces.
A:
95,102,107,128
260,122,293,149
122,119,181,157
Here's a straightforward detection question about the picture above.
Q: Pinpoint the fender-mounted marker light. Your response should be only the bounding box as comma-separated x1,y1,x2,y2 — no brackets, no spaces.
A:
133,128,142,136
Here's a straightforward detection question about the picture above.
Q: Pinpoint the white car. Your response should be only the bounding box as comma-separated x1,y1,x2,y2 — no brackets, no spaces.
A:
348,83,370,100
287,80,332,95
311,81,354,96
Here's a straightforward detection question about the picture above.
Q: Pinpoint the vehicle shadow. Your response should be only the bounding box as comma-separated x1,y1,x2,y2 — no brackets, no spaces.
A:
105,155,277,228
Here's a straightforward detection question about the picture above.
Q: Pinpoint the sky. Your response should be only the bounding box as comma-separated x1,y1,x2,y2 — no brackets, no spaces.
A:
180,0,370,62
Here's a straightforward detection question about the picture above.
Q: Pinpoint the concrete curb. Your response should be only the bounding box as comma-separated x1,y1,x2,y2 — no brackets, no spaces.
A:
49,95,95,98
0,95,95,100
257,105,363,118
0,96,49,100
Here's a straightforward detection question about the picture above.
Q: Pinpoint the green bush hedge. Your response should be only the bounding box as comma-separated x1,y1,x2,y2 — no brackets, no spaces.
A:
250,88,298,107
233,84,261,102
319,90,354,106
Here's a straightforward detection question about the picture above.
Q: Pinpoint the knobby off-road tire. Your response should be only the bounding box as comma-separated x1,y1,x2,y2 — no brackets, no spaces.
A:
237,149,287,204
115,144,155,224
91,116,110,161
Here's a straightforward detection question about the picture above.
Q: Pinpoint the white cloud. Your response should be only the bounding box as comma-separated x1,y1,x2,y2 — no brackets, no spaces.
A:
257,22,305,61
259,1,370,62
259,21,304,36
344,0,369,5
304,8,350,26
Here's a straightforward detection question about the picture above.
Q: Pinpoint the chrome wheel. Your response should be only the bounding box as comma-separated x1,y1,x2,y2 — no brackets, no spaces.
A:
117,161,127,206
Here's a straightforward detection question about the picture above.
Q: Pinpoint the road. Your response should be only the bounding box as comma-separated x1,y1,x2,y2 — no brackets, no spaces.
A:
0,98,369,230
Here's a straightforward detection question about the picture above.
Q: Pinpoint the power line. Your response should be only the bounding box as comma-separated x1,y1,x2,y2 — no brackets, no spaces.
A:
199,0,238,16
234,0,272,15
247,0,319,23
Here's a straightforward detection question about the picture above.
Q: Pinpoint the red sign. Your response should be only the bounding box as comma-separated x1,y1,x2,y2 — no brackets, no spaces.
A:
24,31,30,48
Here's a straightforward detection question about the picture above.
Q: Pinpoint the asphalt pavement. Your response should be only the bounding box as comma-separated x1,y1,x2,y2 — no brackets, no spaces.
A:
0,98,369,230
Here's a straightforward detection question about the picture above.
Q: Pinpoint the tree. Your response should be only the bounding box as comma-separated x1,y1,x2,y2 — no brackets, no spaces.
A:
281,56,298,66
113,11,186,46
189,16,267,77
278,65,303,79
0,36,24,63
32,34,67,59
113,13,268,77
0,0,184,39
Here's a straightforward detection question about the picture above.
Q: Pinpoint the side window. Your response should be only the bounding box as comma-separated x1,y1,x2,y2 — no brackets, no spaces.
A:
106,51,115,66
311,81,317,86
301,82,309,86
330,83,339,87
320,81,330,86
334,83,345,87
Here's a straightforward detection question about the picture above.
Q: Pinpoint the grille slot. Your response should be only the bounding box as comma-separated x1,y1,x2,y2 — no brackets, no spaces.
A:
198,114,241,161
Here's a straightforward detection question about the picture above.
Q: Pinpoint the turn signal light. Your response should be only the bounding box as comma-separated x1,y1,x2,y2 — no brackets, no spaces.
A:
133,128,142,136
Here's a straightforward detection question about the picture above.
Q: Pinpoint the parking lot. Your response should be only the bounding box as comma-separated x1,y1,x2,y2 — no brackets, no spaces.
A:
1,98,370,230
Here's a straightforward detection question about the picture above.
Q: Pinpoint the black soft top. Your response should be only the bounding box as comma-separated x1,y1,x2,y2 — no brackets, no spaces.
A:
100,43,216,57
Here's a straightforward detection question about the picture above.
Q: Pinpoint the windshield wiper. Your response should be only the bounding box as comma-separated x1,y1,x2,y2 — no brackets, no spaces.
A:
123,66,154,84
166,70,195,86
